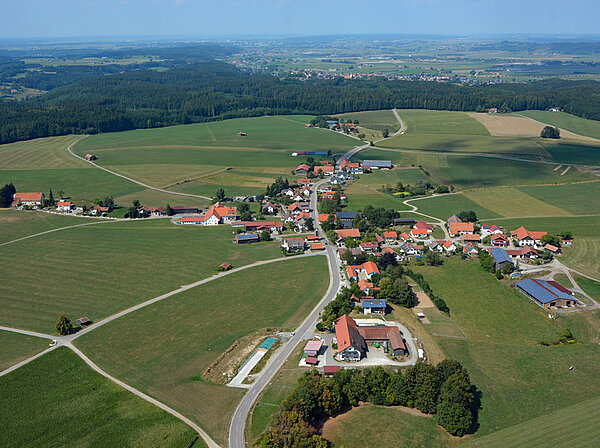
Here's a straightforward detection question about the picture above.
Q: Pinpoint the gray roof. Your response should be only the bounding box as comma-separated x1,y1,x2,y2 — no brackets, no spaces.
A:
490,247,511,264
516,278,573,304
362,299,387,308
362,160,392,168
336,211,359,219
237,233,259,241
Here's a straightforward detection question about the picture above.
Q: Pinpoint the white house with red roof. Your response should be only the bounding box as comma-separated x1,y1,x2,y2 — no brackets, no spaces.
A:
511,226,547,247
450,222,475,236
346,261,380,281
56,201,73,211
410,228,429,239
12,192,44,207
192,202,239,226
413,221,434,233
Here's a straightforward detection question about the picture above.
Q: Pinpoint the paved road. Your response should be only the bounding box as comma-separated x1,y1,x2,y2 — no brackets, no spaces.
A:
66,136,212,201
391,109,407,136
229,178,342,448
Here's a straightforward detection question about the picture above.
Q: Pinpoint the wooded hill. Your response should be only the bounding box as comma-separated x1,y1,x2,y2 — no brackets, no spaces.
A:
1,60,600,144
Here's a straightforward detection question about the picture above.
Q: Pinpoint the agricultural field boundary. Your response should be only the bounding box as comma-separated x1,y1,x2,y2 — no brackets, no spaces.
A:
66,135,213,200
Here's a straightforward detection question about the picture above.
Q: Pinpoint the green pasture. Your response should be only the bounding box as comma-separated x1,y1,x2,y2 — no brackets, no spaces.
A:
409,194,501,220
519,110,600,140
322,405,459,448
75,256,330,446
517,181,600,215
335,109,400,134
465,395,600,448
574,276,600,300
0,347,199,448
412,259,600,438
0,135,85,170
541,140,600,166
0,219,281,333
561,238,600,279
396,109,490,136
114,189,210,208
0,330,48,372
0,210,91,245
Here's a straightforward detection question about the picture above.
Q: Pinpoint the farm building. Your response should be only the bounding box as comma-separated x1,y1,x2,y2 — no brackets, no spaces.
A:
235,234,259,244
234,221,283,233
11,192,44,207
92,204,110,214
75,317,90,326
447,215,462,224
491,233,510,247
336,211,360,228
394,218,416,226
85,154,97,161
414,221,434,233
323,366,340,376
314,166,334,175
311,242,325,251
295,164,311,175
282,238,305,252
361,298,387,315
346,262,380,281
218,262,232,271
463,233,481,243
180,216,204,225
515,278,579,309
170,206,199,215
450,222,474,235
334,228,361,244
506,247,540,260
489,247,513,271
304,340,324,357
362,160,392,169
544,244,561,254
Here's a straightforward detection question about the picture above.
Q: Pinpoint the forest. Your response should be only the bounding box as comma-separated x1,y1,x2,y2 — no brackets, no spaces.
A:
2,57,600,144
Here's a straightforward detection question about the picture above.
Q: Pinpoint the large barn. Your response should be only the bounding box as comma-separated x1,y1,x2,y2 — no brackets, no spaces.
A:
515,278,579,309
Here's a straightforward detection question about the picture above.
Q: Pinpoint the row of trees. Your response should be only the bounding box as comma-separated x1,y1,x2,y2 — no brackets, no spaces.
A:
2,59,600,144
404,268,450,314
260,361,478,447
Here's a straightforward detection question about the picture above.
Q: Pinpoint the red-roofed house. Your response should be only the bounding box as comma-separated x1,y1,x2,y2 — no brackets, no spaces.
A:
318,213,330,223
193,202,239,225
442,240,457,252
462,233,481,243
11,192,44,207
334,315,366,362
347,261,380,280
410,228,429,239
491,233,509,247
463,243,479,257
57,201,72,211
314,166,334,175
511,226,547,246
298,178,311,186
414,221,434,233
360,241,379,253
295,164,311,175
450,222,475,236
382,231,398,243
506,247,540,260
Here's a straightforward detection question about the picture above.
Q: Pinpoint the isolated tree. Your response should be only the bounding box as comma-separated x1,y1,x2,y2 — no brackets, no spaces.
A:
55,314,72,335
540,126,560,139
541,234,561,246
240,211,252,221
165,204,173,216
215,188,225,201
559,230,573,240
382,128,389,138
358,133,366,140
425,251,443,266
457,210,478,222
260,231,271,242
48,188,55,205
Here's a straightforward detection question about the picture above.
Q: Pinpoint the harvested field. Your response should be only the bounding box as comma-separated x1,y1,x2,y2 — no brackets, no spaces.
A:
469,112,599,141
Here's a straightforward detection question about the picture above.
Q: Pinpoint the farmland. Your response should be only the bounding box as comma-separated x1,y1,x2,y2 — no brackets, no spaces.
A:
395,109,489,136
409,194,501,221
75,256,330,445
465,395,600,448
0,219,281,333
519,110,600,140
0,347,199,448
0,331,48,372
73,115,356,200
322,405,460,448
0,135,86,170
561,238,600,279
0,210,90,245
411,258,600,439
335,109,401,140
492,216,600,239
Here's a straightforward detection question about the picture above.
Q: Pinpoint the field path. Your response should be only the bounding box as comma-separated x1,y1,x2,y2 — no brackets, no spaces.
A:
391,109,407,136
66,136,213,201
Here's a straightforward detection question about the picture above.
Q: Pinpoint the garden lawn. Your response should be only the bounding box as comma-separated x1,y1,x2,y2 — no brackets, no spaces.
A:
561,238,600,279
0,330,48,372
412,259,600,439
410,194,501,220
0,219,281,333
75,256,330,446
0,209,90,245
464,395,600,448
0,347,200,448
519,111,600,140
321,405,460,448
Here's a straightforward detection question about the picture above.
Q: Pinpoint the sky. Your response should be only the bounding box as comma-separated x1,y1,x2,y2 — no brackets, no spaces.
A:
1,0,599,39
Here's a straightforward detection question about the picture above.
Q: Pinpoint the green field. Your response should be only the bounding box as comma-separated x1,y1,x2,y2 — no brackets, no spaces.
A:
396,109,490,136
74,115,356,199
517,181,600,215
0,135,85,170
561,239,600,279
0,347,199,448
412,258,600,438
410,194,501,220
0,210,92,245
519,111,600,140
334,109,400,140
343,168,428,211
322,405,460,448
0,219,281,333
75,256,330,445
465,395,600,448
0,330,48,372
574,276,600,300
359,149,590,190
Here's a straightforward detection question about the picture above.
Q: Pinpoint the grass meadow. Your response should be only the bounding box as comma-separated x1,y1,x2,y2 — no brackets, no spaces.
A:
519,110,600,140
75,256,330,445
412,258,600,439
561,239,600,279
0,330,48,372
335,109,400,140
517,181,600,215
396,109,489,136
0,347,199,448
0,210,91,244
464,395,600,448
491,216,600,239
0,135,85,170
74,115,356,200
0,219,281,333
409,194,501,220
321,405,460,448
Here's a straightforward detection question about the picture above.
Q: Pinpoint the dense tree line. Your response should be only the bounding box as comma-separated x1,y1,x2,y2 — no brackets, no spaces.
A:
260,361,478,447
404,268,450,314
2,59,600,144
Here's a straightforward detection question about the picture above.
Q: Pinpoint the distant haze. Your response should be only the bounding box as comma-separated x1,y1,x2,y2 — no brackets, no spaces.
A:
1,0,600,39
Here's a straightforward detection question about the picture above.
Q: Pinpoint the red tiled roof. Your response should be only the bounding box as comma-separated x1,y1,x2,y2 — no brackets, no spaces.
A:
181,216,204,223
415,221,434,230
335,228,361,239
335,315,365,353
410,228,429,236
318,213,330,222
296,163,311,171
314,166,334,173
360,241,379,249
383,231,398,238
450,222,474,234
13,192,43,203
462,234,481,242
311,243,325,250
324,366,340,374
57,201,72,206
511,226,547,241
